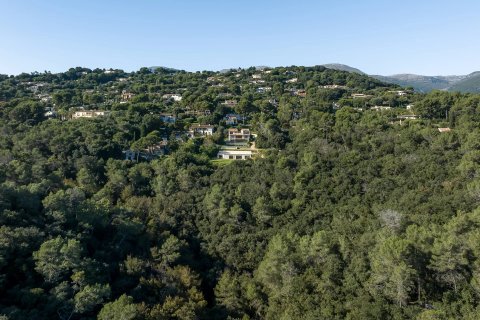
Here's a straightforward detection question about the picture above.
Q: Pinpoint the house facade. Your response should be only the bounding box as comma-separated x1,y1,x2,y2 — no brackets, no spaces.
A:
256,87,272,93
162,94,182,102
227,128,250,142
217,149,254,160
322,84,347,89
224,114,244,125
160,113,176,123
189,125,215,137
397,114,418,120
352,93,372,99
294,89,306,97
72,110,110,119
371,106,392,111
221,100,238,107
121,91,135,102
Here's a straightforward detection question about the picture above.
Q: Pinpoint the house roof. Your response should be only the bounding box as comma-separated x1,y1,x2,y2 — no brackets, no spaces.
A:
74,110,109,113
228,128,250,133
218,150,254,155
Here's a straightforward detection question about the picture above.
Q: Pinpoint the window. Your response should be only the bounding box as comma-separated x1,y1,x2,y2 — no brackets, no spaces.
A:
236,155,242,159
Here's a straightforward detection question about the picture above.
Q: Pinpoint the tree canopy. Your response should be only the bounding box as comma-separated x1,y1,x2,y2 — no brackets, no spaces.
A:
0,65,480,319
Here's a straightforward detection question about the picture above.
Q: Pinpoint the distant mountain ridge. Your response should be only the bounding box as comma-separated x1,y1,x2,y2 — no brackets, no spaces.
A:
148,63,480,93
321,63,480,93
447,71,480,92
373,72,480,93
371,74,453,92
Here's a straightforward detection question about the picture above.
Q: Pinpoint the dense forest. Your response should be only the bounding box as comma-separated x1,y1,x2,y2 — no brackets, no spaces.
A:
1,65,480,319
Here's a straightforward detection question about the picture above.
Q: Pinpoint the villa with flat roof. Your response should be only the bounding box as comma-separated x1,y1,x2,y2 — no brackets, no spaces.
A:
217,149,254,160
72,110,110,119
189,124,215,137
227,128,250,142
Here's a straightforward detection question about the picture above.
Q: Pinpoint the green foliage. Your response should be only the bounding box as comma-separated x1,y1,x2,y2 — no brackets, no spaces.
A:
74,283,110,313
369,234,416,307
98,294,137,320
2,65,480,319
33,237,82,283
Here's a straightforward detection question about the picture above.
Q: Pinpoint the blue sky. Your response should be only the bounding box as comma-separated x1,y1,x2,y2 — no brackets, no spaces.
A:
0,0,479,76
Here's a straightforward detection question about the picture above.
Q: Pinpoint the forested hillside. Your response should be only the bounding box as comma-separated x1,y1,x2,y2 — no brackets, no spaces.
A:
448,72,480,93
1,66,480,319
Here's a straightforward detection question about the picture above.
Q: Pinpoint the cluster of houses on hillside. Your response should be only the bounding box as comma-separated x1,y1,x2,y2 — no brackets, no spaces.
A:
32,66,422,164
121,122,257,162
120,91,184,103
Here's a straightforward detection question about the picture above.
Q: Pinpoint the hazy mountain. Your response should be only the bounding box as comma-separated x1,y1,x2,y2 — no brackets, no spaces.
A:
448,72,480,92
152,63,480,93
372,72,480,93
322,63,365,74
371,74,454,92
321,63,480,93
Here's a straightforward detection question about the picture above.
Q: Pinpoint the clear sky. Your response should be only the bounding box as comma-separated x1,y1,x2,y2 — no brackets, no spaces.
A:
1,0,479,76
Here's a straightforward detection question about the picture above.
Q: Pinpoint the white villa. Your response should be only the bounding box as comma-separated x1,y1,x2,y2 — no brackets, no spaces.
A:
352,93,372,98
72,110,110,119
121,91,135,102
323,84,347,89
371,106,392,111
189,124,215,137
162,94,183,102
389,90,410,96
397,114,418,120
217,149,254,160
227,128,251,142
256,87,272,93
225,114,244,125
221,100,238,107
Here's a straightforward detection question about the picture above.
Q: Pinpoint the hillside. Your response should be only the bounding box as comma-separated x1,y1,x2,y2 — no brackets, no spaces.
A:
1,65,480,319
371,74,454,92
448,71,480,92
147,64,480,93
317,64,480,93
322,63,366,74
